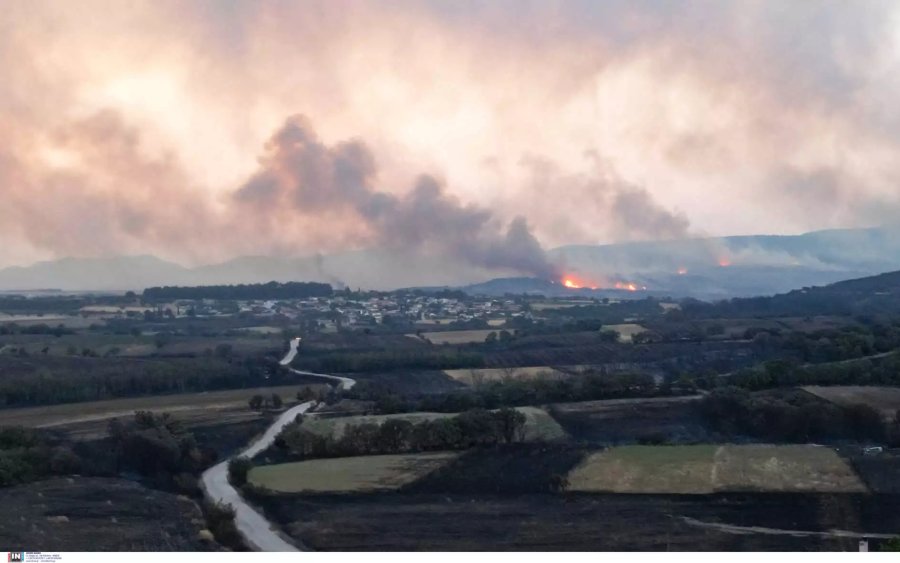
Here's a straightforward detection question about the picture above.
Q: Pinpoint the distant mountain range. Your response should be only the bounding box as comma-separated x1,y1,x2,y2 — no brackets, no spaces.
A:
1,227,898,298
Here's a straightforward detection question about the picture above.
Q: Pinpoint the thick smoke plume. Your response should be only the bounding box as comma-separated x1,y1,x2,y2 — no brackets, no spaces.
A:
236,115,559,279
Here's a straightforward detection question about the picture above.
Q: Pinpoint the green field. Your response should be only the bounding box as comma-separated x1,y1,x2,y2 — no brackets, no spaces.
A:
413,329,513,345
302,406,568,442
249,452,459,493
567,445,866,494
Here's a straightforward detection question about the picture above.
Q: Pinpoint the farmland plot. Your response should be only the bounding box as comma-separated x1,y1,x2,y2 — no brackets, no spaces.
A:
248,452,459,493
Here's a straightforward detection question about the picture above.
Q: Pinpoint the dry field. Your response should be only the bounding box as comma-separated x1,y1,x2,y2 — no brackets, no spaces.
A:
415,329,514,345
803,385,900,418
567,445,866,494
302,406,568,442
712,444,867,492
248,452,459,493
443,366,565,386
568,445,717,493
603,323,647,343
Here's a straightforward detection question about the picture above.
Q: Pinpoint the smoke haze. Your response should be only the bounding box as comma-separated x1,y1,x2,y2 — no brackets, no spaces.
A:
2,1,900,275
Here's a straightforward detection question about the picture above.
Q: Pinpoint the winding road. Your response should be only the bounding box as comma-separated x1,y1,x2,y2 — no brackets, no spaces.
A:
200,337,355,551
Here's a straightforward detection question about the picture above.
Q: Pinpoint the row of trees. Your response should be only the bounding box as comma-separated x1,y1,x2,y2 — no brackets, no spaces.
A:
700,387,895,443
0,323,74,336
351,372,663,415
143,281,333,301
0,355,283,407
273,408,527,460
718,353,900,391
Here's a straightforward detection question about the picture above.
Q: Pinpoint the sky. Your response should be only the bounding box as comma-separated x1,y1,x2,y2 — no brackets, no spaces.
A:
2,1,900,272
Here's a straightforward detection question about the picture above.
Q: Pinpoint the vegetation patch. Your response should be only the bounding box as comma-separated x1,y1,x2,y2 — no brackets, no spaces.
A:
248,452,458,493
443,366,566,386
300,406,566,443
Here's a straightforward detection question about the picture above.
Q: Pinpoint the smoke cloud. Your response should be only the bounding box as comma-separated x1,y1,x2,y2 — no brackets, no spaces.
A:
236,116,559,278
2,1,900,276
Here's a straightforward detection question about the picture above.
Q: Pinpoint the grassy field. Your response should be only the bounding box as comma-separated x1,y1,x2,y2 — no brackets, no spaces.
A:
443,366,565,386
603,323,647,343
415,329,513,345
303,406,568,442
803,385,900,418
567,445,866,494
249,452,459,493
0,384,327,431
568,445,717,493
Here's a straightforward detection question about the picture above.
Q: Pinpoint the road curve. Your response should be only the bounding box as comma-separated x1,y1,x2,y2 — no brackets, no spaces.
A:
281,337,356,390
200,337,356,551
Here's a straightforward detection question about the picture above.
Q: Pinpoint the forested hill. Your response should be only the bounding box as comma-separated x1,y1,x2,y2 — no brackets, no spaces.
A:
682,269,900,318
142,281,333,301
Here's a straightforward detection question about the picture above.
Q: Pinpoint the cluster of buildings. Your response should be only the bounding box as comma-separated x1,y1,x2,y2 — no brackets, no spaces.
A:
94,293,532,331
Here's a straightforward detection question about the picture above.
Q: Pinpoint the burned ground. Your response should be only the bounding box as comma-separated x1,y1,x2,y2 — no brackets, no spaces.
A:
403,443,587,494
251,491,900,551
0,477,213,551
548,396,715,445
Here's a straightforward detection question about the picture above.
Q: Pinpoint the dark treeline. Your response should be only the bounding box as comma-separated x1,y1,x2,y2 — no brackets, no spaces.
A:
349,372,666,415
700,387,896,444
271,407,527,461
0,296,85,314
679,270,900,319
538,298,665,324
142,281,332,301
296,349,485,373
697,352,900,391
0,323,75,336
0,355,283,408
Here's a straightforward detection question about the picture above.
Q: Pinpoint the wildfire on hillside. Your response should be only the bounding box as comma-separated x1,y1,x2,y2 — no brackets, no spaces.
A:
560,275,646,292
561,275,598,290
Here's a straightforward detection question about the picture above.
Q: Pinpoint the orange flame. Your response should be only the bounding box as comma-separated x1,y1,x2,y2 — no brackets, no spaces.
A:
614,281,638,292
677,267,688,275
718,258,732,267
561,275,598,290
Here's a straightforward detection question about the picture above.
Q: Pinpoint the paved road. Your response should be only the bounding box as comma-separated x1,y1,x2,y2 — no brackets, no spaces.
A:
282,337,356,390
680,516,896,539
200,337,356,551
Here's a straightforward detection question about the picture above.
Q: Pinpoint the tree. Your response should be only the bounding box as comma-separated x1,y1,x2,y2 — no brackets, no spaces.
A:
271,393,283,409
493,407,527,443
297,387,317,402
484,331,498,344
248,394,264,410
227,457,253,487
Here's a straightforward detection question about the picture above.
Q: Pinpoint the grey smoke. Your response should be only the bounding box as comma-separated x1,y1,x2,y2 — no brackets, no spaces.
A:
236,115,560,279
